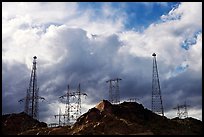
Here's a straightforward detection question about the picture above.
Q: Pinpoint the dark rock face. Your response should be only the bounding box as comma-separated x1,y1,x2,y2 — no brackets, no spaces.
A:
2,112,47,135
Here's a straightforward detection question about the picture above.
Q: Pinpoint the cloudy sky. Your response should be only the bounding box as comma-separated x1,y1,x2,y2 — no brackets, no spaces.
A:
2,2,202,123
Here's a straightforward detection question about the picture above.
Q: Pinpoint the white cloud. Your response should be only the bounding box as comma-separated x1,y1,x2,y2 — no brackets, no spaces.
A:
161,2,202,34
2,2,125,68
118,2,202,79
187,33,202,73
65,3,126,36
188,107,202,121
2,2,78,24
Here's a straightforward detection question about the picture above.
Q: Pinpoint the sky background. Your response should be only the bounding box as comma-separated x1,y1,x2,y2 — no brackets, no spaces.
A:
2,2,202,124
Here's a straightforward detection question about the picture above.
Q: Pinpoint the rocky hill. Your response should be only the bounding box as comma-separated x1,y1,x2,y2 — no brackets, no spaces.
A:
2,100,202,135
2,112,47,135
70,100,202,135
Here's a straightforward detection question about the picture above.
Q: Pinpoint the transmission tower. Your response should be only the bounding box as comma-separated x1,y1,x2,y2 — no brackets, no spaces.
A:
58,84,75,126
19,56,45,120
57,83,87,126
54,108,63,126
73,83,87,118
106,78,122,104
173,101,190,119
151,53,164,116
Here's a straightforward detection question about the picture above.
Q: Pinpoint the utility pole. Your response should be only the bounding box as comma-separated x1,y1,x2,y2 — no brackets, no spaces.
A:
151,53,164,116
106,78,122,104
19,56,45,120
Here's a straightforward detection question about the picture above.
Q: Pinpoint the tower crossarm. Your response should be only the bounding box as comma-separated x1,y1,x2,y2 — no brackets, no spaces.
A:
106,78,122,82
59,93,76,99
35,96,45,100
18,96,44,102
106,80,111,83
73,92,87,96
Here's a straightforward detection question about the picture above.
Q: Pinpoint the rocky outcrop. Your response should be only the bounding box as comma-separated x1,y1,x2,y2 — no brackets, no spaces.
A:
95,99,113,113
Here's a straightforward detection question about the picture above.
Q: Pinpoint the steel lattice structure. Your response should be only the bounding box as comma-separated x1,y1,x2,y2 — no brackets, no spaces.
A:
106,78,122,104
54,108,63,126
56,83,87,126
151,53,164,116
173,102,190,119
19,56,45,120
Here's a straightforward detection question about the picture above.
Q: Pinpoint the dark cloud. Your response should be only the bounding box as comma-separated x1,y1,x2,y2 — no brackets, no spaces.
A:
2,61,30,114
162,70,202,111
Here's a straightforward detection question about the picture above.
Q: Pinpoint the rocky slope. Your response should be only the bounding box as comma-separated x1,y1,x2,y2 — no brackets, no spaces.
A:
2,112,47,135
70,100,202,135
2,100,202,135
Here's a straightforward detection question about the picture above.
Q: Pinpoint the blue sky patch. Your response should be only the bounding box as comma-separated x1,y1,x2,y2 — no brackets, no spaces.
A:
175,64,189,73
78,2,179,31
181,31,201,50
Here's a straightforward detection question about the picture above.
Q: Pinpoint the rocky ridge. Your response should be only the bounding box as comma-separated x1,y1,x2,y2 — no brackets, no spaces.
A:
2,100,202,135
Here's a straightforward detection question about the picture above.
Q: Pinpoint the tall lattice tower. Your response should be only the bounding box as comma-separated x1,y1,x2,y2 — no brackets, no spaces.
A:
106,78,122,104
58,84,75,126
19,56,45,120
151,53,164,116
73,84,87,119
